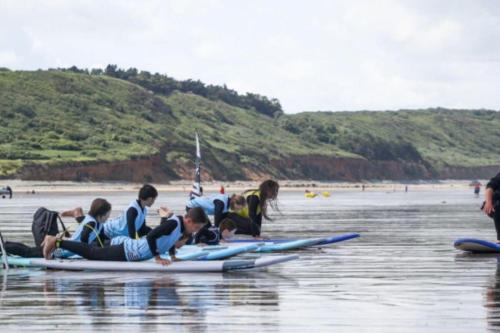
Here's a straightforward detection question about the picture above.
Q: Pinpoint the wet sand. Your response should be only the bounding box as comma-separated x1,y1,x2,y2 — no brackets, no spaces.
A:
0,186,497,332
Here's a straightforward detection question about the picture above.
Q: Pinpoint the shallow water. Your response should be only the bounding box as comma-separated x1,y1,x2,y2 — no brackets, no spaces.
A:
0,188,498,332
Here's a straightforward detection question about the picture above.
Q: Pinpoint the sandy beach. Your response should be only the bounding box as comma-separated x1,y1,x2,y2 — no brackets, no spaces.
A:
0,178,486,194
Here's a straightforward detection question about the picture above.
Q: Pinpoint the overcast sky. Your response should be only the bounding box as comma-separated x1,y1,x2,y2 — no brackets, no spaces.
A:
1,0,500,113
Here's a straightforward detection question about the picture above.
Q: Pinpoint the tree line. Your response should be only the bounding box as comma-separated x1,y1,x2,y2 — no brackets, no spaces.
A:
54,65,283,118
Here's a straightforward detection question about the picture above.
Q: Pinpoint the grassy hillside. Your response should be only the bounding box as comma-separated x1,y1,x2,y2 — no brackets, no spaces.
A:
1,69,500,180
279,109,500,169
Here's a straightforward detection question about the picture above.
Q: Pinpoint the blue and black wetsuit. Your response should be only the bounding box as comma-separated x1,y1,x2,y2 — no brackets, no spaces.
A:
186,194,230,226
104,200,152,239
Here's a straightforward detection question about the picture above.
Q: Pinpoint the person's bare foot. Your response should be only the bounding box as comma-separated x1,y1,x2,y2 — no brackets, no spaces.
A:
42,235,57,259
60,207,84,218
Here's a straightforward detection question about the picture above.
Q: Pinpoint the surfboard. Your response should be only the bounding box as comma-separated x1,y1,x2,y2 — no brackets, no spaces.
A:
4,254,299,272
175,243,260,260
228,233,360,245
454,238,500,253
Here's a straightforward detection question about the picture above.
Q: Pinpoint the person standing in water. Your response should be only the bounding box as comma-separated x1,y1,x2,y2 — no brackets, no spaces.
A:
474,183,481,197
483,173,500,242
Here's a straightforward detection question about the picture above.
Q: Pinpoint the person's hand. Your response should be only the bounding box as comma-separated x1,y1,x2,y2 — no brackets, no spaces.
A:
484,200,495,216
158,207,173,218
154,256,172,266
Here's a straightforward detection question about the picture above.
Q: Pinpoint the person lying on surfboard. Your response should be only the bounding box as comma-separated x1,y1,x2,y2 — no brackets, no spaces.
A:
185,218,237,245
4,199,111,258
43,207,210,266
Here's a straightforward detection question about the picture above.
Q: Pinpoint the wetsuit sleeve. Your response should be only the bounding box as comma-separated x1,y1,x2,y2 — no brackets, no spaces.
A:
213,199,225,227
146,218,178,256
247,195,262,236
80,221,96,244
126,207,139,238
137,222,152,237
75,216,85,223
487,173,500,191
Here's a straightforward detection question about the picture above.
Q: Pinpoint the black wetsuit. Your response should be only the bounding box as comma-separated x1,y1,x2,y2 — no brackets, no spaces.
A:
487,173,500,240
186,223,220,245
229,194,262,237
56,217,184,261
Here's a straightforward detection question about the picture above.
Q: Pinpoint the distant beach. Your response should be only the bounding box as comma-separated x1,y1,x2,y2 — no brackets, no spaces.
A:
0,179,485,194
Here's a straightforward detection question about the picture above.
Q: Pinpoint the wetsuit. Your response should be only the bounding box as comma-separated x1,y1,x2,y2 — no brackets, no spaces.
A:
230,190,262,236
186,222,220,245
186,194,230,226
487,173,500,240
104,200,152,239
54,216,185,262
5,216,107,258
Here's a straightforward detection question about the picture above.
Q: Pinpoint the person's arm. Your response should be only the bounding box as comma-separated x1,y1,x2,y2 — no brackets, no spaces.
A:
484,187,495,216
213,199,225,227
80,221,97,244
137,223,152,237
126,207,139,239
146,218,177,256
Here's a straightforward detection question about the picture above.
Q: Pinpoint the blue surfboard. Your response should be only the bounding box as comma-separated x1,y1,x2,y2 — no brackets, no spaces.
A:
229,233,360,246
454,238,500,253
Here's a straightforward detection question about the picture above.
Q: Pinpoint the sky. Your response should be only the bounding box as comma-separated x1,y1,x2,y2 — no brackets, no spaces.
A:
1,0,500,113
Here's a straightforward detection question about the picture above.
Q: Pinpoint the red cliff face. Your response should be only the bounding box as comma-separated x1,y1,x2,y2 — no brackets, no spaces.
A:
12,154,500,182
17,155,171,183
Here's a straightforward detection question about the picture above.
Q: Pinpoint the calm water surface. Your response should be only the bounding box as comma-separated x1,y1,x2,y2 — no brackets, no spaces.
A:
0,188,498,332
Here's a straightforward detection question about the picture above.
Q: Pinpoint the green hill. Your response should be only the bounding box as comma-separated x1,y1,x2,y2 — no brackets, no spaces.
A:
1,68,499,182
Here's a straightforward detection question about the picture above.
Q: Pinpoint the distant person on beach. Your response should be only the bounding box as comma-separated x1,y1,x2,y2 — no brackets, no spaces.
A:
103,184,158,240
482,173,500,242
230,180,280,238
474,183,481,197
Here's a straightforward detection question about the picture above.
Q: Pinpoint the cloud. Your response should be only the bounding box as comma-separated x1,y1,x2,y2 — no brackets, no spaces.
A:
1,0,500,113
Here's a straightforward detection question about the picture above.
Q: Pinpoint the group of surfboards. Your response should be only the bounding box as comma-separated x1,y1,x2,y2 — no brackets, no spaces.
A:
2,180,280,266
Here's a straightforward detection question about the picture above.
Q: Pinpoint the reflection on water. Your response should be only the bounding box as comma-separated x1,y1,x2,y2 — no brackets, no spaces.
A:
486,259,500,330
0,188,499,331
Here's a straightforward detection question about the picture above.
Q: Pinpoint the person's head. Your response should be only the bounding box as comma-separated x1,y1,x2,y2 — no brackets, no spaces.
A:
183,207,210,234
258,179,280,220
88,198,112,223
139,184,158,207
219,218,237,240
229,194,246,212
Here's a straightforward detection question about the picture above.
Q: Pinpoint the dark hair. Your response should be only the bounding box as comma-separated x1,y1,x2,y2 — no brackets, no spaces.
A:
88,198,112,218
219,218,236,232
245,179,279,220
229,194,246,210
139,184,158,200
186,207,210,225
